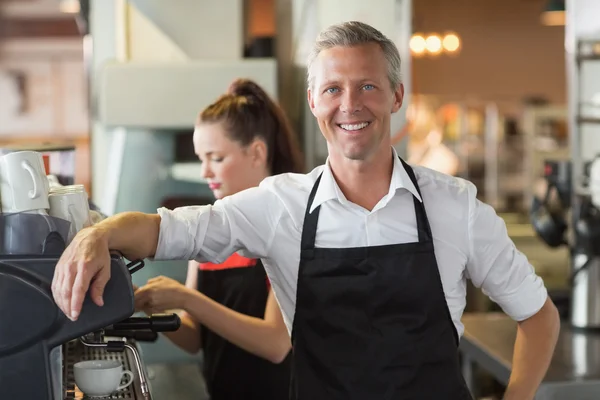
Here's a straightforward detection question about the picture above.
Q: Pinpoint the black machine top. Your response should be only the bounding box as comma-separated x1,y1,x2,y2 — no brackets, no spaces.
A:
0,253,136,400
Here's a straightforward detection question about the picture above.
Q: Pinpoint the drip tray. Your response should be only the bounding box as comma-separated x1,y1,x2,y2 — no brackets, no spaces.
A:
63,339,149,400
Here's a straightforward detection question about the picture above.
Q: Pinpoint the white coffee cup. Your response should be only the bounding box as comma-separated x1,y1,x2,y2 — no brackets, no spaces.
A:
74,360,134,397
48,184,91,244
0,151,50,213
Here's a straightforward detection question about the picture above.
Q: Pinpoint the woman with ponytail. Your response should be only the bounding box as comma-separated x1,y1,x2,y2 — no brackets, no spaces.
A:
134,79,302,400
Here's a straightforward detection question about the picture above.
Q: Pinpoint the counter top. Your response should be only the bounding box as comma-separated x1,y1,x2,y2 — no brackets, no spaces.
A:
460,312,600,399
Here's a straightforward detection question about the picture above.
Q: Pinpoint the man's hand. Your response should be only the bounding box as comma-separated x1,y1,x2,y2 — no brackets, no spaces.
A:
134,276,191,314
51,226,111,321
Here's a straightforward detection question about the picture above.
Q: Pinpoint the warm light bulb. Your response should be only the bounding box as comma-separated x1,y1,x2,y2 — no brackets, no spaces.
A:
442,34,461,52
59,0,80,14
409,35,427,55
425,35,442,54
541,11,565,26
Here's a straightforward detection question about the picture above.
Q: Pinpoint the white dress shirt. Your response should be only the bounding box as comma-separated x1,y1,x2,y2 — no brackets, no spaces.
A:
154,148,548,337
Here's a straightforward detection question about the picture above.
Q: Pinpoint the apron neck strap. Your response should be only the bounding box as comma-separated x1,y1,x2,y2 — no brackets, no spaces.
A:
301,158,432,251
399,158,433,243
301,174,322,251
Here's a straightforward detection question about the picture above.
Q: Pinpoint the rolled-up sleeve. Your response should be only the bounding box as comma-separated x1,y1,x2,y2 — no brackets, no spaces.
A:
154,206,212,260
466,186,548,321
154,187,282,263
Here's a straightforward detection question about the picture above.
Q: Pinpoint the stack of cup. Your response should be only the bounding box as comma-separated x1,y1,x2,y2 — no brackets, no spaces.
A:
48,184,92,245
0,151,50,215
0,151,57,254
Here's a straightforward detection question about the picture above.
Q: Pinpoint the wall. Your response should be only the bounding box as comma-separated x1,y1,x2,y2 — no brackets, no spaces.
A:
0,1,91,192
127,0,244,60
565,0,600,163
1,0,65,17
412,0,566,110
0,39,88,137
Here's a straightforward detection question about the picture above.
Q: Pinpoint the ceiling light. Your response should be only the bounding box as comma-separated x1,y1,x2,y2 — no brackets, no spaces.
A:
541,0,565,26
442,33,461,52
425,35,442,55
59,0,80,14
409,35,427,56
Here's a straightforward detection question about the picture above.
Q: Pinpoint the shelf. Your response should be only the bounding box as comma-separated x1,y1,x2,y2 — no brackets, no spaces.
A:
577,39,600,62
577,116,600,124
577,54,600,62
98,60,277,128
170,162,206,184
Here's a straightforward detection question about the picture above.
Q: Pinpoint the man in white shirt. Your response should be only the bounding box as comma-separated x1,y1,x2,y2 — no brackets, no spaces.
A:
52,21,559,400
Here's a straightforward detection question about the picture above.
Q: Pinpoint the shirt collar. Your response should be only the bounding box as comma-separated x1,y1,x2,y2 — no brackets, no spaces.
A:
309,147,422,213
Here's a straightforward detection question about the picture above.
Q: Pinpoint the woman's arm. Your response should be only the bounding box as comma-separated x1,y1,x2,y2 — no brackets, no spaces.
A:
181,286,291,364
137,262,291,363
157,261,203,354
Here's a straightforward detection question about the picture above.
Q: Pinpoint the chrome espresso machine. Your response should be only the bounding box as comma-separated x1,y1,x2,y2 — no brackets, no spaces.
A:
0,151,181,400
0,229,181,400
530,157,600,330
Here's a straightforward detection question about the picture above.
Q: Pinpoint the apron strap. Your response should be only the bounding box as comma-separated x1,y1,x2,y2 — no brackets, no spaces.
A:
301,173,322,251
301,157,433,250
399,158,433,242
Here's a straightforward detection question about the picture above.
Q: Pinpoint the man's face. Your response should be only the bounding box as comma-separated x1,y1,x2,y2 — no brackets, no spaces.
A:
308,43,404,163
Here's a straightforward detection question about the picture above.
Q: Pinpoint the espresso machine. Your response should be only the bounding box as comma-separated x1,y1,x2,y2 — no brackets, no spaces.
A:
530,160,572,249
0,150,181,399
530,157,600,330
570,155,600,330
0,249,181,400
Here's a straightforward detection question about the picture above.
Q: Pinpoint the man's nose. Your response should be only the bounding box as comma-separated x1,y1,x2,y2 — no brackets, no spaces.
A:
339,90,363,114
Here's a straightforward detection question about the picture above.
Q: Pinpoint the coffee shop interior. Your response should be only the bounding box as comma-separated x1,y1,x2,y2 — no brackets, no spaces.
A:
0,0,599,399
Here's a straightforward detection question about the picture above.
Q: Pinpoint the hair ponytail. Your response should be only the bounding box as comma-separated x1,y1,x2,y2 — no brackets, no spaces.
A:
198,79,304,175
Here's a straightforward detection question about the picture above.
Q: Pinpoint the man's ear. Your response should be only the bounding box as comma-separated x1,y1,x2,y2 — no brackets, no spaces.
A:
308,87,318,117
391,83,405,113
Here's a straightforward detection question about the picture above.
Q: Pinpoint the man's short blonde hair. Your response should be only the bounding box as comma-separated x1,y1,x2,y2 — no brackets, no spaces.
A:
307,21,403,91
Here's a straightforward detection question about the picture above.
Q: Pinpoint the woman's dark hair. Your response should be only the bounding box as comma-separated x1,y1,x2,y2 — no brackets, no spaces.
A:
196,79,304,174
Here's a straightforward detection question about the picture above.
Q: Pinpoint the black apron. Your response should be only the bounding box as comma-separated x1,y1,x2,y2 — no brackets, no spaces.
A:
290,158,472,400
198,258,292,400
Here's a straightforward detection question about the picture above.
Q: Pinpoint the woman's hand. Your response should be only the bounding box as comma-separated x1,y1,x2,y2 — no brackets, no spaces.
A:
134,276,192,314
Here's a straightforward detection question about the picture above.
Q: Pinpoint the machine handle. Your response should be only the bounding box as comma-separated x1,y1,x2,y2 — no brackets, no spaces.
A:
127,259,145,274
111,313,181,332
105,340,126,352
103,329,159,342
108,251,145,275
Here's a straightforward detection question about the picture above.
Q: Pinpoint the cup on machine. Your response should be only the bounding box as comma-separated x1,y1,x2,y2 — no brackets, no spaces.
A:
74,360,134,397
0,151,50,214
48,184,91,244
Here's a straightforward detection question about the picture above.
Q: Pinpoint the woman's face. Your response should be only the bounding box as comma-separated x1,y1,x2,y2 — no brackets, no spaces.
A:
193,122,267,199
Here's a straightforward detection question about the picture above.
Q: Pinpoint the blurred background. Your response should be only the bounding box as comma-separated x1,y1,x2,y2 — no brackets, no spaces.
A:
1,0,598,398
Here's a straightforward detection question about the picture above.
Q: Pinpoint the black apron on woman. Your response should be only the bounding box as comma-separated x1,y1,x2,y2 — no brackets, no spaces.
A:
198,254,292,400
289,158,472,400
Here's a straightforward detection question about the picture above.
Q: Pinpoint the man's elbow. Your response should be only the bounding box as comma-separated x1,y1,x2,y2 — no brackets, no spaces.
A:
268,348,291,365
521,297,561,336
267,339,292,364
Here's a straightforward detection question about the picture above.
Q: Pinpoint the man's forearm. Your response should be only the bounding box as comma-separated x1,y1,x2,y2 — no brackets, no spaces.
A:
95,212,161,260
504,298,560,400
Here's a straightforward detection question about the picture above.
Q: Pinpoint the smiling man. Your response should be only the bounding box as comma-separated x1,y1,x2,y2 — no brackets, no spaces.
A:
52,21,559,400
